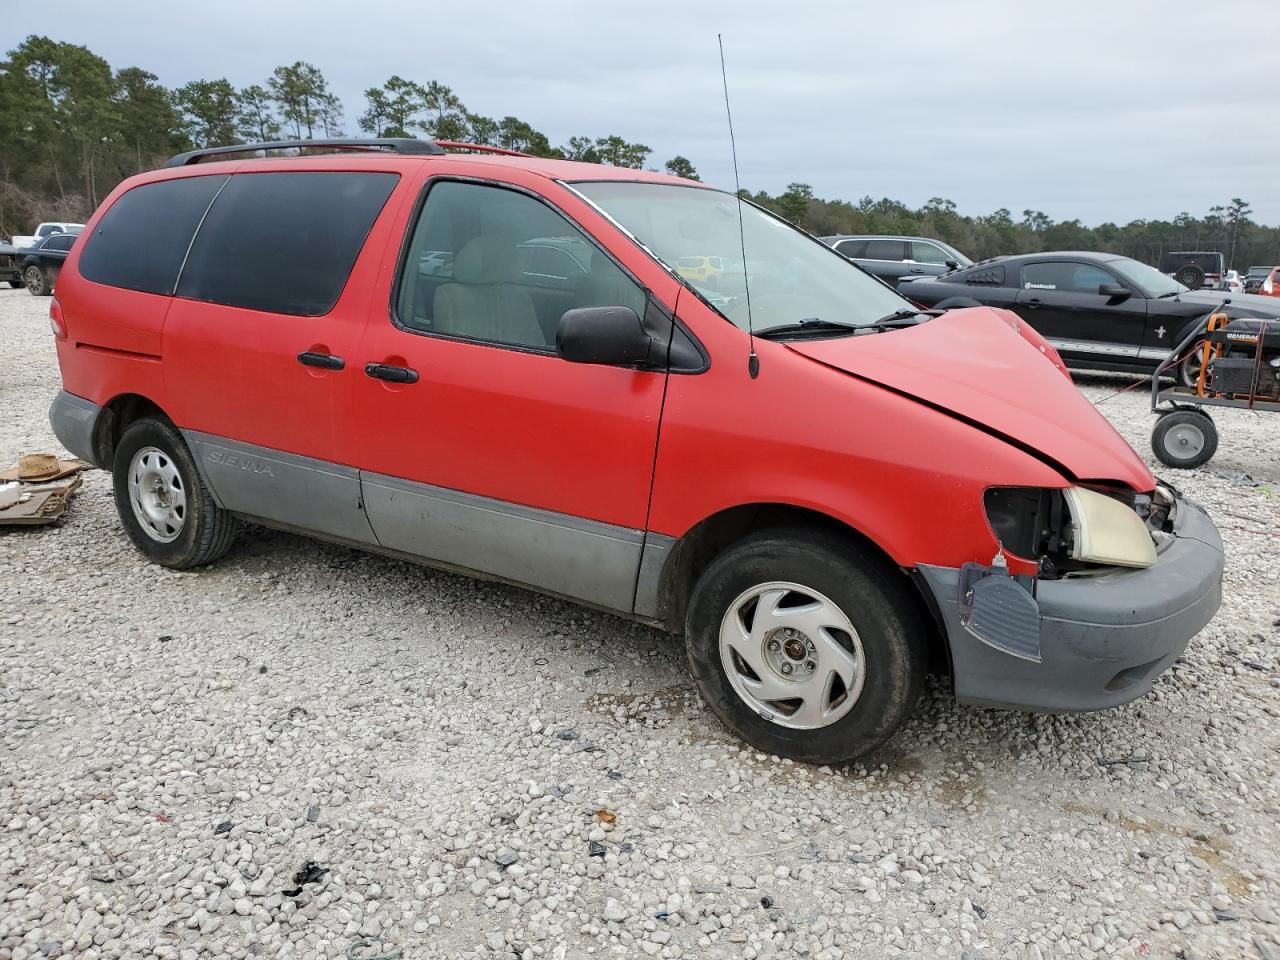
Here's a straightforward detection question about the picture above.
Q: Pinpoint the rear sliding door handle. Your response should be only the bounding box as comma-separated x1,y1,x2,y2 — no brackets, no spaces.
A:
364,362,419,384
297,351,345,370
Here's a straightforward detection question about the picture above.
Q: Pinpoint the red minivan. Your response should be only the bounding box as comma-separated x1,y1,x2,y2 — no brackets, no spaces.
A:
48,139,1223,763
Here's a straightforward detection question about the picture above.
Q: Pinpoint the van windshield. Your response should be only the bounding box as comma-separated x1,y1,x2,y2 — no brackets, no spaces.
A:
570,181,912,334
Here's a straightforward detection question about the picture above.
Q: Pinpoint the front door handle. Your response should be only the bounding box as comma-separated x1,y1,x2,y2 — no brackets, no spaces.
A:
1023,299,1041,309
297,351,345,370
364,362,419,384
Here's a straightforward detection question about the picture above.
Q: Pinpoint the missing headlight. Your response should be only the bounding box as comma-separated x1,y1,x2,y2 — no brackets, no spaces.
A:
983,487,1071,566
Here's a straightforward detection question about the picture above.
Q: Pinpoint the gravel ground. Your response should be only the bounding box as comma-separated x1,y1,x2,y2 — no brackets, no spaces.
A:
1,285,1277,960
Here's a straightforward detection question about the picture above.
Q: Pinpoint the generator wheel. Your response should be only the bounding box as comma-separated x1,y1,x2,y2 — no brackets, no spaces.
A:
1174,264,1205,290
1152,410,1217,469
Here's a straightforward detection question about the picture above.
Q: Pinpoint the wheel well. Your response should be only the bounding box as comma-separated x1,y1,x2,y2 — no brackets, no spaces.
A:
658,503,950,674
93,394,170,467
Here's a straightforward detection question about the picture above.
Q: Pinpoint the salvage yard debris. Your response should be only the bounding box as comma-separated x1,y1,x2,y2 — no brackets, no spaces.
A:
0,453,86,526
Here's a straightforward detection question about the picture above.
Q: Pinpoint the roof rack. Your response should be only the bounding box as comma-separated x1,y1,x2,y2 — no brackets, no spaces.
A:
163,137,445,168
434,141,532,158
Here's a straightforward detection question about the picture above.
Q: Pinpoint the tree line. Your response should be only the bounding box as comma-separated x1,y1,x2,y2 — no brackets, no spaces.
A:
2,34,1277,272
753,187,1276,273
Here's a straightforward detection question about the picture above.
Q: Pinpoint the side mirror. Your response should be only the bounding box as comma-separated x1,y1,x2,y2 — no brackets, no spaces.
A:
1098,282,1131,299
944,259,960,271
556,305,654,367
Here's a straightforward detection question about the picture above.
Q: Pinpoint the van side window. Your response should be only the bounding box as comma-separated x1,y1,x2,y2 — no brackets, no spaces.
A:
396,180,646,350
910,241,949,265
177,171,399,316
78,175,228,295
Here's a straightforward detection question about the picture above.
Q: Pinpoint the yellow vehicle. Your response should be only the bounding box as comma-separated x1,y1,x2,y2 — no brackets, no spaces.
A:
675,255,724,283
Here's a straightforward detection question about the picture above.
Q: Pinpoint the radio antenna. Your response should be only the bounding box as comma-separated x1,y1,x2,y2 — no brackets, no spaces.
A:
718,34,758,379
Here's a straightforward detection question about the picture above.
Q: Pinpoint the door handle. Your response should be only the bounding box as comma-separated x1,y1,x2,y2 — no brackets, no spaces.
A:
364,362,419,384
297,351,345,370
1023,299,1041,309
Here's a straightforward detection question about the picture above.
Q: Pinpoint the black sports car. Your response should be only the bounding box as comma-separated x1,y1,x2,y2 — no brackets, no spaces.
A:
899,251,1280,384
17,231,79,297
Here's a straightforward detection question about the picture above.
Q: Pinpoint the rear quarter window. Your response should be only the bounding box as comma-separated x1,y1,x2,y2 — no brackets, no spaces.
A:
78,175,229,295
177,171,399,316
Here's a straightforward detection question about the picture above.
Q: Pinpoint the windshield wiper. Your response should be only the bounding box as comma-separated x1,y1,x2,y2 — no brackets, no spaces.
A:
861,309,931,331
756,318,862,340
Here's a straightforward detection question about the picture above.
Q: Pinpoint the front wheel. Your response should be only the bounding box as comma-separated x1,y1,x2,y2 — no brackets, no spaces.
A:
685,528,926,764
1152,409,1218,469
1178,341,1208,388
112,417,240,568
24,265,51,297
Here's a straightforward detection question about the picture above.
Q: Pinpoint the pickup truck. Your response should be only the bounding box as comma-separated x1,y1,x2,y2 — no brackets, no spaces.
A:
9,221,84,249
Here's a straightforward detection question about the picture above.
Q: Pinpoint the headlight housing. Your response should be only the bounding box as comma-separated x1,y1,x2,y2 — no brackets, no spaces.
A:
1061,486,1156,569
984,485,1157,574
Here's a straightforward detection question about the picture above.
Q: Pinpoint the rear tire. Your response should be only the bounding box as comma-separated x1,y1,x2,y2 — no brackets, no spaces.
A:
684,528,926,764
1152,410,1217,469
24,265,51,297
1174,264,1205,290
112,417,239,568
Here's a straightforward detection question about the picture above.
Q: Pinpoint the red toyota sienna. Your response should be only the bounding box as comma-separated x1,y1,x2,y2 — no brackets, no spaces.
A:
47,138,1223,763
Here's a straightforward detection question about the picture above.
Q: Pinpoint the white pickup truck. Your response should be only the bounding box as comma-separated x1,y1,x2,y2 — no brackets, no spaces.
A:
10,222,84,249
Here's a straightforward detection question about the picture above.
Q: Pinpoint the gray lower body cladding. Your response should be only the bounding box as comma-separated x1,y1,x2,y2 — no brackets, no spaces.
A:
918,498,1224,712
49,390,101,466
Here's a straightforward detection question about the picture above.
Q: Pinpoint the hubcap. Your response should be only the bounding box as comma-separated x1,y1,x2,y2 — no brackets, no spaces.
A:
719,581,866,730
1166,423,1205,458
24,267,43,294
127,447,187,543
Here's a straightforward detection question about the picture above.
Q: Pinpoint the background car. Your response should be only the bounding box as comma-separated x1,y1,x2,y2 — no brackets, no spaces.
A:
19,230,79,296
1159,250,1224,290
1222,269,1243,293
1244,265,1274,293
819,234,972,287
899,251,1280,384
1258,266,1280,298
9,221,84,249
0,242,24,287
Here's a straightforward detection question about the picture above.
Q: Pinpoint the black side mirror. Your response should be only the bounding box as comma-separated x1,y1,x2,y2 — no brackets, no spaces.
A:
944,259,960,271
556,305,654,367
1098,282,1131,299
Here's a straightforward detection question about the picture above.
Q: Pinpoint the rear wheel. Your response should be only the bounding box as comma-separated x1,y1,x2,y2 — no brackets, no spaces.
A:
24,265,51,297
1174,264,1205,290
684,528,926,764
112,417,239,568
1152,409,1217,469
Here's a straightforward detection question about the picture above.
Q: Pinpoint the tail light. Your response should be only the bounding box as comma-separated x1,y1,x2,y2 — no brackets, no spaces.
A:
49,298,66,339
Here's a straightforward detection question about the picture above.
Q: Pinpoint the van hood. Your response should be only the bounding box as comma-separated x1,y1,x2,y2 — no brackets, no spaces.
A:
786,307,1155,491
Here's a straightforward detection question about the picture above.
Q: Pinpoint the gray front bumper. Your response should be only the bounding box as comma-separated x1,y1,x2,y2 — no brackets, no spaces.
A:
49,390,101,467
919,498,1224,712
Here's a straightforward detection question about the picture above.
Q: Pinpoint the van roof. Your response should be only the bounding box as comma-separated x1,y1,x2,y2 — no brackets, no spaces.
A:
156,143,703,189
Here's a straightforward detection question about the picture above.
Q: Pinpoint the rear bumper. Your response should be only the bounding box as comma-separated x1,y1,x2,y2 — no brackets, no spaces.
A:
918,498,1224,712
49,390,101,467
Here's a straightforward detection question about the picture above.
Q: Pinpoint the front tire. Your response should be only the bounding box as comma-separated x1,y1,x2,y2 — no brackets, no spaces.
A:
1178,341,1208,388
685,528,926,764
112,417,239,568
1152,410,1217,469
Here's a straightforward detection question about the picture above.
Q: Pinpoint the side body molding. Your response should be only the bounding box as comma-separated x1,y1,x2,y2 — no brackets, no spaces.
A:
184,431,379,545
359,471,646,613
182,432,666,615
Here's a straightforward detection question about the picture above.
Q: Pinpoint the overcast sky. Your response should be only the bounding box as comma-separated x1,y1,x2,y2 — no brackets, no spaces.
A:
25,0,1280,225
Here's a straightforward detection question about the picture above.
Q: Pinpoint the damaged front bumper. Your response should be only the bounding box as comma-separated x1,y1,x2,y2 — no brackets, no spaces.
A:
918,497,1224,712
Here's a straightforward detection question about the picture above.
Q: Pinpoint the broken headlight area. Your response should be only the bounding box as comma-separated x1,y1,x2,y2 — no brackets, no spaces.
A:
983,483,1161,579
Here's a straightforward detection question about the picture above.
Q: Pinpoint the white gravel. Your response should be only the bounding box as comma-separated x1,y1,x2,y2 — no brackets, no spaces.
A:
1,285,1277,960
